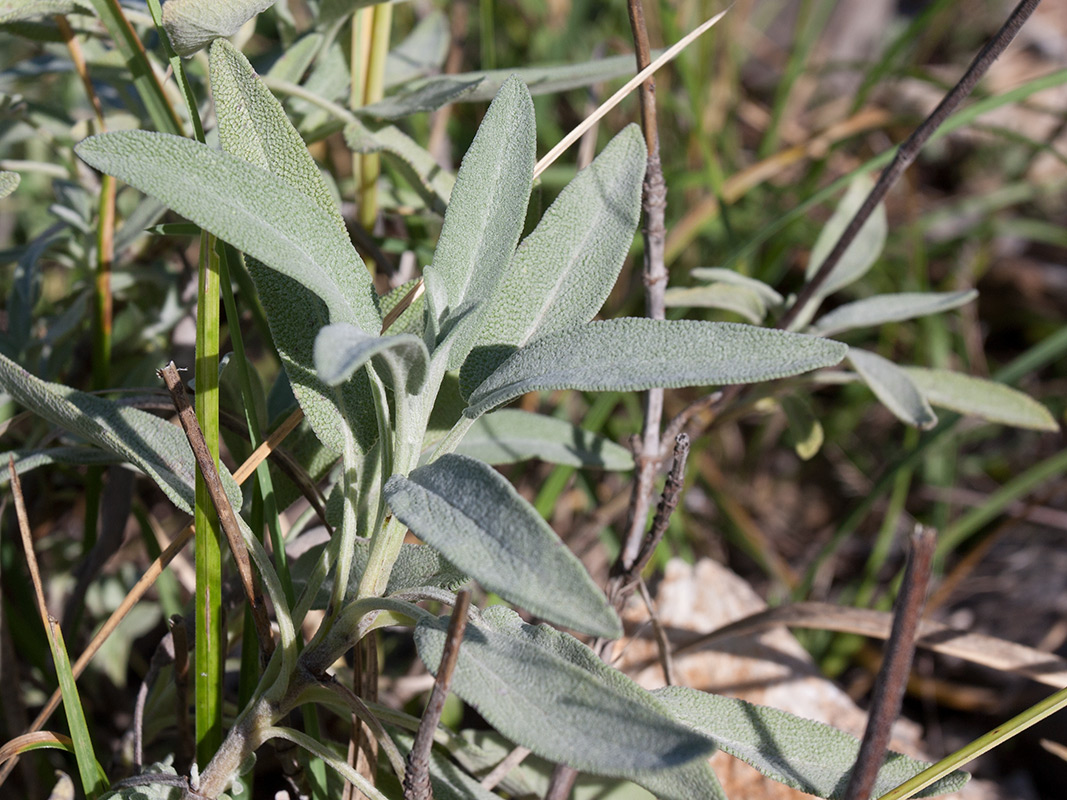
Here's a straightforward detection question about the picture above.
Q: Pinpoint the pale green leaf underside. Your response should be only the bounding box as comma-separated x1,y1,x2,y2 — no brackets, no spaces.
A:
653,686,969,799
663,283,766,324
0,351,241,514
163,0,277,56
386,454,620,638
848,348,938,429
690,267,784,305
806,175,887,297
465,319,849,419
0,170,19,198
315,323,428,395
344,119,454,214
903,367,1058,431
459,124,645,396
265,31,322,83
74,131,379,337
812,290,977,336
414,606,717,782
360,76,484,119
424,76,535,369
384,11,449,89
455,409,633,469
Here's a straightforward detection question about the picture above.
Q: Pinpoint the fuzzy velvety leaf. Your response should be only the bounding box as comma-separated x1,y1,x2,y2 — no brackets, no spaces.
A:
414,606,718,787
459,125,644,396
359,76,484,119
0,170,18,198
344,119,454,214
265,31,322,83
812,290,977,336
0,0,81,23
653,686,968,799
663,283,766,324
903,367,1058,431
454,409,633,469
290,538,467,608
422,76,535,369
0,351,241,513
690,267,784,305
465,319,848,419
386,454,620,637
848,348,937,429
74,132,379,336
163,0,277,56
806,175,887,297
315,322,428,395
208,40,379,453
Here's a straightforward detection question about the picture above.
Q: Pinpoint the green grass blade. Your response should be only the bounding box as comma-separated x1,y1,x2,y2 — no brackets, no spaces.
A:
47,618,108,798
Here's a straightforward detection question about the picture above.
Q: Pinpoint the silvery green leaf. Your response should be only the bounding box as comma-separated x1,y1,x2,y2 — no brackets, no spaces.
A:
454,409,633,469
663,283,767,324
74,133,379,336
315,322,428,395
465,319,848,419
344,119,454,214
806,175,887,297
0,351,241,514
0,0,80,23
207,40,380,453
423,76,535,369
386,454,620,638
653,686,969,799
848,348,937,429
781,394,824,461
211,38,345,234
290,538,467,608
414,606,717,786
384,11,448,89
459,125,644,396
690,267,784,306
811,290,978,336
903,367,1058,431
413,52,667,104
265,31,322,83
0,170,18,198
163,0,278,56
2,447,118,485
359,76,484,120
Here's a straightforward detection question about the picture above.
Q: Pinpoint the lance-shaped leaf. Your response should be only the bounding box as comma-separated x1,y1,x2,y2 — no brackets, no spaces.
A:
422,76,535,369
459,125,645,396
414,606,718,789
360,76,484,120
465,319,848,419
811,290,978,336
0,170,19,198
208,39,380,454
663,283,767,324
903,367,1058,431
848,348,937,429
0,351,241,514
74,132,379,336
344,119,454,215
454,409,633,469
386,454,620,637
315,322,428,396
384,11,449,89
265,31,322,83
652,686,969,799
691,267,785,306
806,175,887,298
163,0,278,56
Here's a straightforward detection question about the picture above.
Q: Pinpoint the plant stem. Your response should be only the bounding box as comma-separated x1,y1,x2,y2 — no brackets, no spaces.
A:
194,231,224,766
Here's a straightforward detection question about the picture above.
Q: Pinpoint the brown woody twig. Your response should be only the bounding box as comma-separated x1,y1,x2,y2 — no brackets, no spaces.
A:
843,527,936,800
157,361,274,661
404,590,472,800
